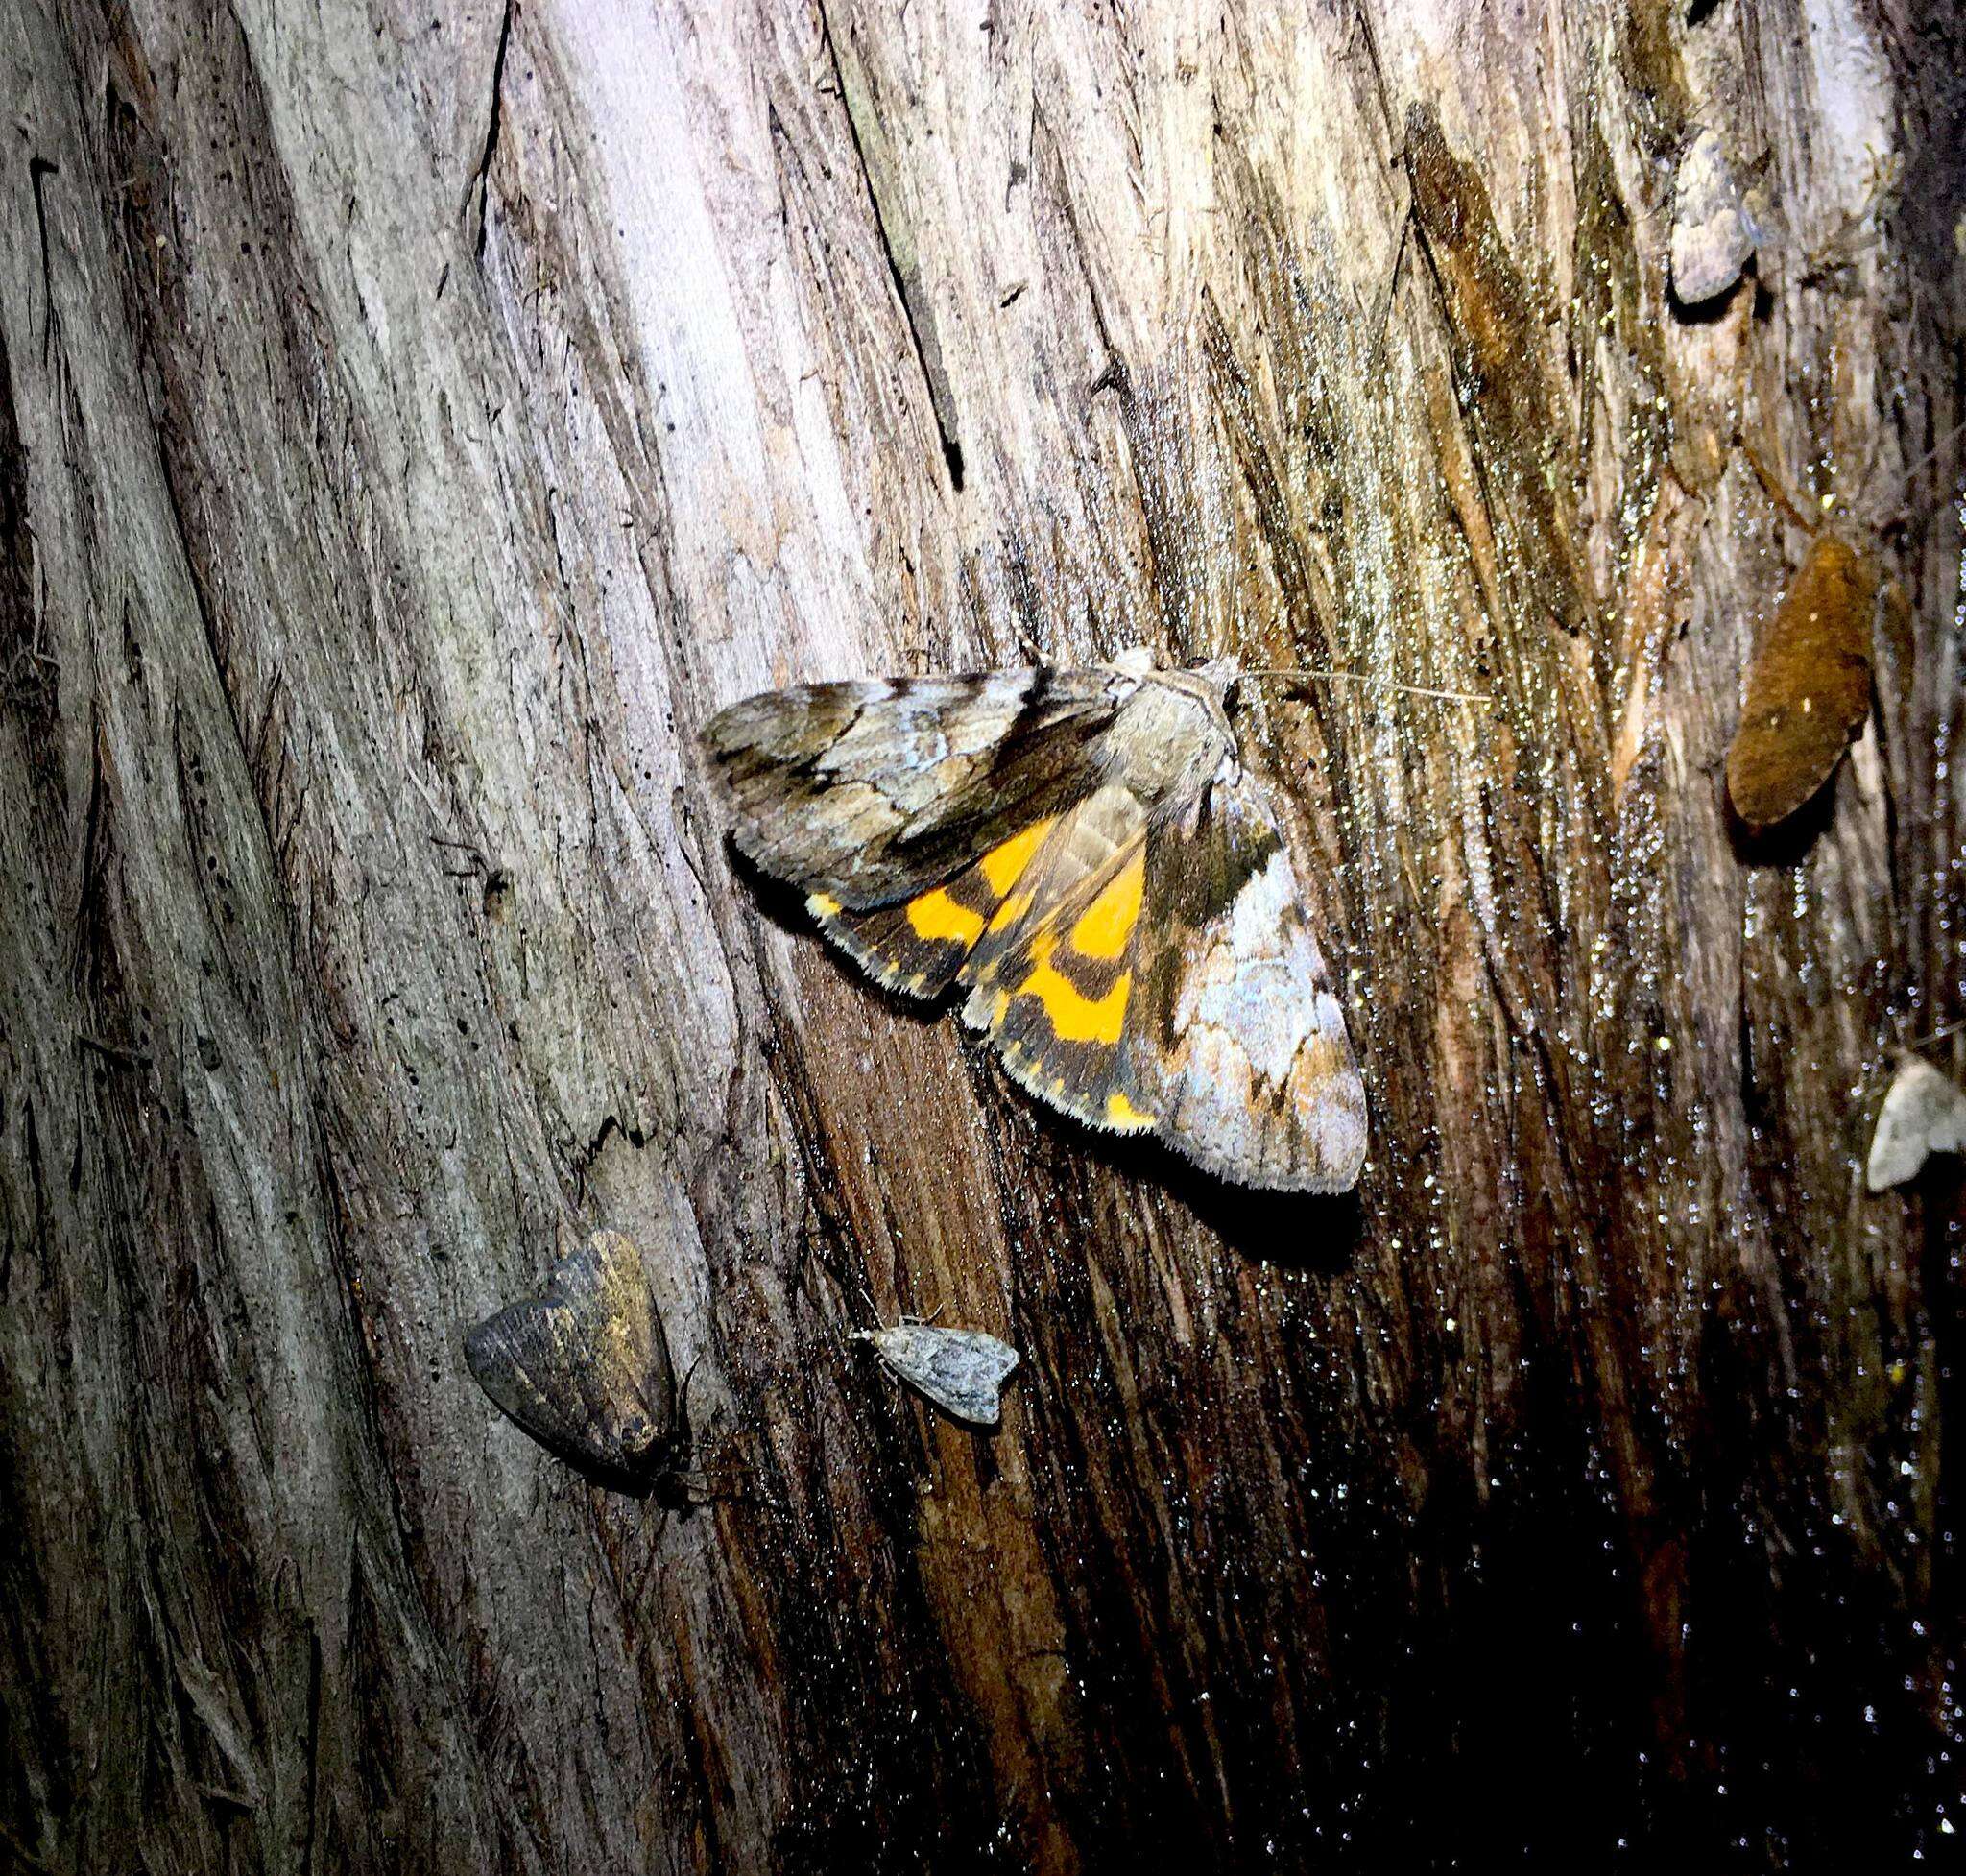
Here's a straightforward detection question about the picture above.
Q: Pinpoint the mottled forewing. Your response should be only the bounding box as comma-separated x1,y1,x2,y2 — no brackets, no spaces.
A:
1124,769,1367,1191
862,1325,1020,1426
464,1229,677,1485
702,669,1123,910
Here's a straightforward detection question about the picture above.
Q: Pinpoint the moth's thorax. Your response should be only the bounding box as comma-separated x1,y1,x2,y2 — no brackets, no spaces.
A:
1106,663,1238,806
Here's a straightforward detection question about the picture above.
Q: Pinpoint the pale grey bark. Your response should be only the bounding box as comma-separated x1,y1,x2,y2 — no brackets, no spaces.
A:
1,1,1960,1870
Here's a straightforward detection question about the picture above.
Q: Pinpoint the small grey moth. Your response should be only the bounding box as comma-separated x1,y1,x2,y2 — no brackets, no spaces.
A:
465,1226,679,1492
853,1323,1020,1428
1867,1055,1966,1191
1670,126,1756,307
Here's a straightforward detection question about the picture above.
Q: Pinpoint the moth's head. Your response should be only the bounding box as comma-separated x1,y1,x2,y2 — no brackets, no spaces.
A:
1106,644,1161,679
1106,645,1244,699
1197,653,1244,707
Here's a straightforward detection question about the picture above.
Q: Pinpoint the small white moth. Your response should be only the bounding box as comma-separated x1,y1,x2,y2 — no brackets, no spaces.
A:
1670,127,1757,306
1867,1055,1966,1191
853,1324,1020,1428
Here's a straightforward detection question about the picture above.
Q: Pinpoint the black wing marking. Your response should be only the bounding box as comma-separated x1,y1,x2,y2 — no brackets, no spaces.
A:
806,811,1064,1001
954,765,1363,1190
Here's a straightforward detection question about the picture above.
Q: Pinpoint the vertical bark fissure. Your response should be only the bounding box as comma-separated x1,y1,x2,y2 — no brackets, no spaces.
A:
2,0,1959,1866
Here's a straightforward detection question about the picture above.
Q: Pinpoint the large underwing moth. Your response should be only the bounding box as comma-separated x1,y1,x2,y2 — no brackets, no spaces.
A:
704,647,1367,1192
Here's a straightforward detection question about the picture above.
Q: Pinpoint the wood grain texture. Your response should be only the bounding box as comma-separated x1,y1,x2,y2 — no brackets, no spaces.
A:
1,1,1960,1869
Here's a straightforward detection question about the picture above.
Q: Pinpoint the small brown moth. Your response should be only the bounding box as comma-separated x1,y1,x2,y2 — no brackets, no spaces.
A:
704,648,1369,1192
1725,533,1878,833
464,1227,678,1491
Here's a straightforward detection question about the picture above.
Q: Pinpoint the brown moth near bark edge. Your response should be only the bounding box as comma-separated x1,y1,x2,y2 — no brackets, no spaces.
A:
1725,533,1877,833
464,1227,677,1490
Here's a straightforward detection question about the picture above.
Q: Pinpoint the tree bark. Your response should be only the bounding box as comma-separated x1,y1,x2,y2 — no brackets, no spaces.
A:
2,1,1961,1869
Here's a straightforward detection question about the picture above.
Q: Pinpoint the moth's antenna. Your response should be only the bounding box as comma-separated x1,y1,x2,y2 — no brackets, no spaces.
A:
1898,416,1966,490
1904,1016,1966,1051
1242,667,1491,705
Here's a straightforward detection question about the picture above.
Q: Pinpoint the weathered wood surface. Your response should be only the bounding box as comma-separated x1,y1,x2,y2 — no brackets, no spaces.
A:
1,1,1960,1868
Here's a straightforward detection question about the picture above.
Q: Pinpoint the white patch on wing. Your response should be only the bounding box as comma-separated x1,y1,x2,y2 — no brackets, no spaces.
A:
1153,842,1364,1187
1182,850,1332,1090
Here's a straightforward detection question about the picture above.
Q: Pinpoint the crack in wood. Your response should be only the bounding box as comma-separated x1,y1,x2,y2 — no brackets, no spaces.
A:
467,0,516,260
816,2,967,491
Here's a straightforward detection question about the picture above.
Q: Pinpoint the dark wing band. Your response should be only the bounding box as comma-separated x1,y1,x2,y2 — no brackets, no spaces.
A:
702,668,1124,910
956,782,1152,1120
957,764,1364,1191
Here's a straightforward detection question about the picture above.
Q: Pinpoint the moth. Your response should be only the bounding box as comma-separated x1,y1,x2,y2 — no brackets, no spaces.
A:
1670,126,1757,308
1867,1054,1966,1191
853,1322,1020,1427
1725,532,1877,834
464,1227,679,1493
704,647,1367,1191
